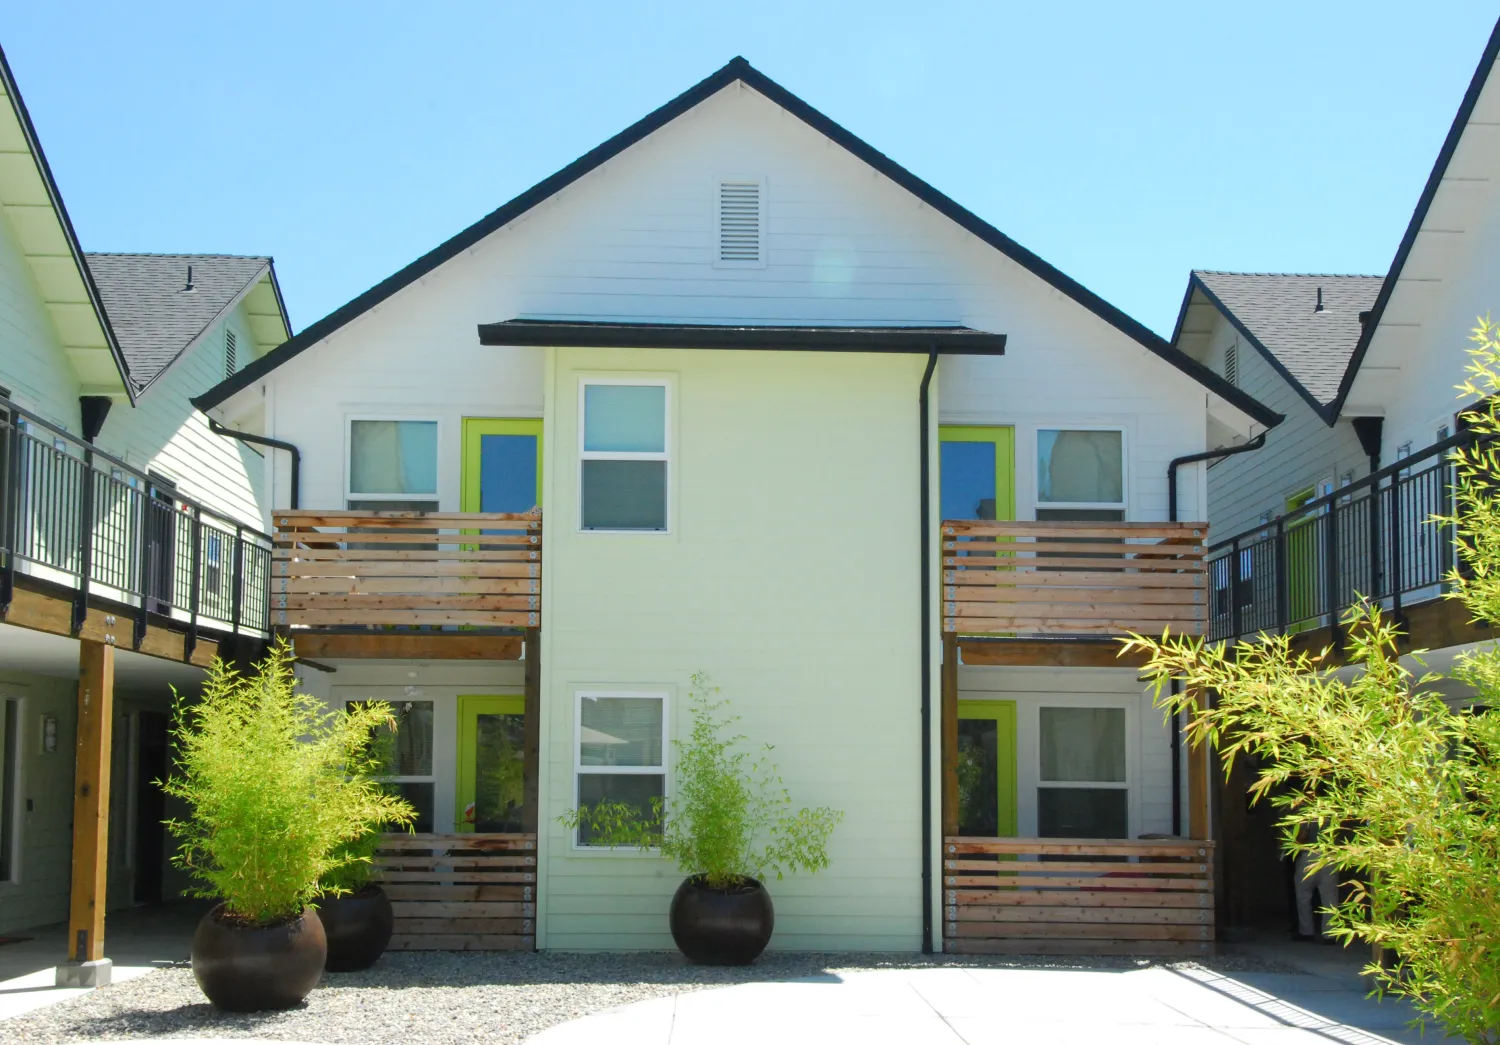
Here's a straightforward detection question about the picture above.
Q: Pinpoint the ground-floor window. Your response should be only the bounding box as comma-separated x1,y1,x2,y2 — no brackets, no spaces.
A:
574,691,666,846
1037,706,1128,838
351,698,436,833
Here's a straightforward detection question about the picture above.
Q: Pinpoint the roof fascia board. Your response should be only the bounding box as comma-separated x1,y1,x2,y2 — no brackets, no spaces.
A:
194,57,1281,428
1188,275,1339,424
477,320,1006,353
1329,16,1500,419
132,260,272,399
0,44,135,404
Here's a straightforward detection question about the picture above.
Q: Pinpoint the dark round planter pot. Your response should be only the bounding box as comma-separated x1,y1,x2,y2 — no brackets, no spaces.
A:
669,875,774,965
317,885,395,972
191,904,326,1011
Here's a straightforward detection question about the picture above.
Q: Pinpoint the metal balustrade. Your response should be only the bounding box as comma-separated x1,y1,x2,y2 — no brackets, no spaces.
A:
0,399,273,642
1207,429,1489,642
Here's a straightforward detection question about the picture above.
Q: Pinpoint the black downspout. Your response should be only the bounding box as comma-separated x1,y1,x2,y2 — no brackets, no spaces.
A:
1166,430,1267,835
918,348,938,953
207,418,301,509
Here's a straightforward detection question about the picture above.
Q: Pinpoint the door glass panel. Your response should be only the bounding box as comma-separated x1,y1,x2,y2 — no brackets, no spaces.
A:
1038,788,1128,838
480,434,538,513
1040,707,1125,782
956,718,998,836
470,711,525,832
941,441,997,521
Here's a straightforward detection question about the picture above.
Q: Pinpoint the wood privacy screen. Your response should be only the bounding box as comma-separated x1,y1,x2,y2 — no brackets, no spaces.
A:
375,833,536,951
943,837,1215,956
272,510,541,628
942,521,1207,637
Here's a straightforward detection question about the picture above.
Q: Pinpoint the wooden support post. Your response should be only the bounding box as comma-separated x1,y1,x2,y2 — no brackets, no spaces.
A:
68,639,114,962
941,632,959,838
1186,686,1211,841
521,627,540,834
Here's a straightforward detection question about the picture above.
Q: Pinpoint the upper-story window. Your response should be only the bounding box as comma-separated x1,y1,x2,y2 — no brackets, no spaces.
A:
1036,428,1125,522
580,381,668,531
348,419,438,510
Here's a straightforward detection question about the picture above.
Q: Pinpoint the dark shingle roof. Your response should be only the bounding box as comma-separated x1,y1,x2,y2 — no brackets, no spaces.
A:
84,253,270,391
1192,271,1383,407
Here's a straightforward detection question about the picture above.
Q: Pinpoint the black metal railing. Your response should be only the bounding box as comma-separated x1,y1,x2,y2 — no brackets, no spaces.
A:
0,398,272,642
1207,428,1497,642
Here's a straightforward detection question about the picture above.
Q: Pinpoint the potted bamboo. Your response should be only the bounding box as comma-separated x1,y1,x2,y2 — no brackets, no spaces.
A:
163,642,415,1010
563,674,842,964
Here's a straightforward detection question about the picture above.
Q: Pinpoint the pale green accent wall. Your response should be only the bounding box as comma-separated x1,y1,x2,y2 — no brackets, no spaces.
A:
0,206,81,431
539,346,926,952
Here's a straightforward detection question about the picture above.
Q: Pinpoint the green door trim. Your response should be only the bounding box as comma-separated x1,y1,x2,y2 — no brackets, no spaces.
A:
461,418,544,513
938,425,1016,521
456,694,525,833
958,699,1018,837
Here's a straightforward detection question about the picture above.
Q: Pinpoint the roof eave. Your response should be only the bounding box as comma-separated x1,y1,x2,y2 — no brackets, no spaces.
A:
476,319,1007,354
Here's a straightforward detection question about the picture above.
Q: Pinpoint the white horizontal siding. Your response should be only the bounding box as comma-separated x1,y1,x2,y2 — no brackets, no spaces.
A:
1205,311,1370,542
0,209,80,431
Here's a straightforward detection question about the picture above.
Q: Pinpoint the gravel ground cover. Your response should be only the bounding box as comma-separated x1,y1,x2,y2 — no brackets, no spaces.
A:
3,950,1299,1045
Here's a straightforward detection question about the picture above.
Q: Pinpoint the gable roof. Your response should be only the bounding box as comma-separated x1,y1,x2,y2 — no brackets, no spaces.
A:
193,57,1280,428
85,253,288,394
1328,17,1500,418
1174,271,1382,422
0,44,134,402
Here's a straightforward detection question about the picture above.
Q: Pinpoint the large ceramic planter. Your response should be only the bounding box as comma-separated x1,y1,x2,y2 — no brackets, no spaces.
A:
317,885,395,972
191,904,326,1011
669,875,774,965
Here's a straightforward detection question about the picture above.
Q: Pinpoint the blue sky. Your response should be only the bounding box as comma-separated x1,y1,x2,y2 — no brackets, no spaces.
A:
6,2,1497,337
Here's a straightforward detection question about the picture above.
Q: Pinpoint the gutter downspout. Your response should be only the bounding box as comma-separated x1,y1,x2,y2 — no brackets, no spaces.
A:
208,418,301,510
918,348,938,953
1165,431,1266,835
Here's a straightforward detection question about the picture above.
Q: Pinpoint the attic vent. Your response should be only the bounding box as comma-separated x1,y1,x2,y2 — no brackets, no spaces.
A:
1224,341,1238,387
224,329,238,380
717,180,762,264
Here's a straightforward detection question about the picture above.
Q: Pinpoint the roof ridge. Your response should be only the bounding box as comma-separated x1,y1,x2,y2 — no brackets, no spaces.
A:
1193,269,1383,279
85,251,272,261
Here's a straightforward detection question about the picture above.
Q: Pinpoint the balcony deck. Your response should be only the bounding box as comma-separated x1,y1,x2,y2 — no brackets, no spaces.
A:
942,520,1208,640
271,510,542,630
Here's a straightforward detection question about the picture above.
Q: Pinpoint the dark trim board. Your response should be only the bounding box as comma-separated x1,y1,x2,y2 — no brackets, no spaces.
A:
1328,17,1500,419
478,320,1006,354
192,57,1280,428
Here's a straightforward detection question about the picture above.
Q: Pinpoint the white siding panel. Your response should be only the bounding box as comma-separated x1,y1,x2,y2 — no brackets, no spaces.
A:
0,209,81,431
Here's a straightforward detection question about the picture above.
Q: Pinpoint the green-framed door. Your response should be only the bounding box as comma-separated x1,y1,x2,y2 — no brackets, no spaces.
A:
462,418,543,514
956,700,1018,837
939,426,1015,524
1285,481,1329,628
456,695,526,833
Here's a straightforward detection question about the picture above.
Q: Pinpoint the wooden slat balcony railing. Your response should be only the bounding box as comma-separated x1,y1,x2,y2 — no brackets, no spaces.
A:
272,510,541,629
374,832,536,951
942,520,1208,638
943,836,1215,955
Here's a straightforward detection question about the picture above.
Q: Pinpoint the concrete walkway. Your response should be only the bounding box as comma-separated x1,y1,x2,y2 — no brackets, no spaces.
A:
0,903,202,1021
526,962,1459,1045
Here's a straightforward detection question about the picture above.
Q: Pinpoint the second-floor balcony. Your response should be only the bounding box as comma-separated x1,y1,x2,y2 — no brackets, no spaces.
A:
942,520,1209,639
1207,430,1481,643
1,400,271,643
271,510,543,630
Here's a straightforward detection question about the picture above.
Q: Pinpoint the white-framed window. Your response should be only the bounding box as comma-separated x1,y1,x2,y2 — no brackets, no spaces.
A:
573,690,667,847
579,380,669,532
1036,705,1129,838
346,418,440,510
714,176,765,268
1035,427,1126,522
0,696,20,882
347,698,435,833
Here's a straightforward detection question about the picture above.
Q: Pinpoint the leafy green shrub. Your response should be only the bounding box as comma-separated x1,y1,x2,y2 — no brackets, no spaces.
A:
561,673,843,890
162,640,416,924
1122,319,1500,1045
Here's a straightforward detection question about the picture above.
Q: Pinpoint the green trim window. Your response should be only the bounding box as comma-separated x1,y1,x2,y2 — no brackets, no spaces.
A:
939,426,1015,523
461,418,542,514
574,690,667,847
579,381,669,532
957,700,1018,837
456,695,525,833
